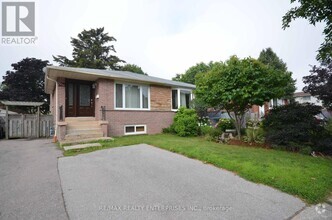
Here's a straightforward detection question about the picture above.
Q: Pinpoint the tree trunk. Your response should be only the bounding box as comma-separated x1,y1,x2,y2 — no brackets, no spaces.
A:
226,110,242,140
234,114,242,139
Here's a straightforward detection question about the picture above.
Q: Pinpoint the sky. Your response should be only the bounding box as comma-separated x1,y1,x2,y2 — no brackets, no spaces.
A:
0,0,326,92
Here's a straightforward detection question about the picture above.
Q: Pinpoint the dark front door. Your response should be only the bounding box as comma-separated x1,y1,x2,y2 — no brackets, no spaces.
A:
66,80,95,117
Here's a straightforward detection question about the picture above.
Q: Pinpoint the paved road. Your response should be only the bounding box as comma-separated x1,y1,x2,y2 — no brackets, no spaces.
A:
0,139,68,220
58,144,306,220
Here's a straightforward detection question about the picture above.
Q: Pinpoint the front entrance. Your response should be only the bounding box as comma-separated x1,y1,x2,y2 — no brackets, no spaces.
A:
66,80,95,117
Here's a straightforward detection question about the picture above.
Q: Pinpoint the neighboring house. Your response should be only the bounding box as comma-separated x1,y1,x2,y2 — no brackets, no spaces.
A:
44,66,195,141
250,98,289,119
294,92,322,106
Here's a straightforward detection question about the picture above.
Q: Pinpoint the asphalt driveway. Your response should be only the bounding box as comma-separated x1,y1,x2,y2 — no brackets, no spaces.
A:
58,144,306,220
0,139,68,220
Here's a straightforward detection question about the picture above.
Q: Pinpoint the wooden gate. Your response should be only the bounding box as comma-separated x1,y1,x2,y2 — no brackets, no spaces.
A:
2,114,53,138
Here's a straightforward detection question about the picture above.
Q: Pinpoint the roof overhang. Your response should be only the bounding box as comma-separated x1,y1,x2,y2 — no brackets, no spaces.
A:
44,66,195,94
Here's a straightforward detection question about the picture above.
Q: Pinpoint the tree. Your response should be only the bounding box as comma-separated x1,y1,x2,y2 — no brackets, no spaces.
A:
303,62,332,110
53,27,125,69
195,56,291,138
121,64,147,75
263,103,329,154
282,0,332,63
172,61,215,84
0,58,50,114
258,48,296,99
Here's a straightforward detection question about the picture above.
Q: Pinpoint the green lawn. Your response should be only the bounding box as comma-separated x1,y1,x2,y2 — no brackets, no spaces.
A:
64,134,332,204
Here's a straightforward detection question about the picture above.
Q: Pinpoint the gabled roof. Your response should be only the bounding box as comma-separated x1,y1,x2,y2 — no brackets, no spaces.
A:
44,66,195,94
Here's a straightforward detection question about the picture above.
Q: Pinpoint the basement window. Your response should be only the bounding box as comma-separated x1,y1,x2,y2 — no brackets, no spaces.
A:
124,125,146,135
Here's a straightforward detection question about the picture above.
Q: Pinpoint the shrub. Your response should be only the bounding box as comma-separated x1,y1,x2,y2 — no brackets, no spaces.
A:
199,125,213,136
162,127,174,134
171,107,199,137
263,103,325,152
198,116,210,126
243,127,265,144
243,119,265,143
216,118,235,132
326,118,332,135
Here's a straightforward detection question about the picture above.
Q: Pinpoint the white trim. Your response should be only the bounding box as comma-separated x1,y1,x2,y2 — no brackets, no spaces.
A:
171,88,193,111
124,124,147,135
114,81,150,111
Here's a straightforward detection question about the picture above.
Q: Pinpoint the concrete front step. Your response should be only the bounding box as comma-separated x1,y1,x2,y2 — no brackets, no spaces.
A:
66,128,102,135
64,132,104,141
65,117,96,122
66,120,100,128
59,137,114,147
63,143,102,151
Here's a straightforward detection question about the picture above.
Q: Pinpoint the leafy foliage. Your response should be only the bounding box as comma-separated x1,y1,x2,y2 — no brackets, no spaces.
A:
191,97,210,125
303,62,332,110
172,61,215,84
0,58,50,114
121,64,147,75
170,107,199,137
282,0,332,63
53,27,125,69
326,118,332,135
195,56,291,138
258,48,296,99
216,118,234,132
263,103,326,152
199,125,214,136
243,119,265,144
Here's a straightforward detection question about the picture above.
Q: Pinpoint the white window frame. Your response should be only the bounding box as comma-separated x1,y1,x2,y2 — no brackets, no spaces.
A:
171,88,193,111
114,82,150,110
124,124,147,135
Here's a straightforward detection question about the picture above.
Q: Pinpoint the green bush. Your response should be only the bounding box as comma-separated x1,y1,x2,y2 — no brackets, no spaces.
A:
199,125,213,136
263,103,326,153
326,118,332,135
243,119,265,144
162,127,174,134
243,127,265,144
171,107,199,137
216,118,235,132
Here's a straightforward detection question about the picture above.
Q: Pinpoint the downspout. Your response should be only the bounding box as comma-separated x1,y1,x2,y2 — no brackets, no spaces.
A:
46,74,58,139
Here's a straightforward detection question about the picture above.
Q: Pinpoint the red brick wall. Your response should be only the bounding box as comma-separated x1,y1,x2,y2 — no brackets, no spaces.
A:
94,79,175,136
150,85,172,111
57,77,66,120
95,79,114,120
56,78,175,136
106,110,175,136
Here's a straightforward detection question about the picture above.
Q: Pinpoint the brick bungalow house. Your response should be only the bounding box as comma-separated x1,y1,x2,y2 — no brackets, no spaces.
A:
44,66,195,141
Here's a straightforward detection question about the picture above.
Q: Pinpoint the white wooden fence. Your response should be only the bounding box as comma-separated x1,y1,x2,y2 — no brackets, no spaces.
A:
0,114,53,139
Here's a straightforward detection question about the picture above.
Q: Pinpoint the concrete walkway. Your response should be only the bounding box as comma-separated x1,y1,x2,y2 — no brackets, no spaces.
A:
58,144,307,220
0,139,68,220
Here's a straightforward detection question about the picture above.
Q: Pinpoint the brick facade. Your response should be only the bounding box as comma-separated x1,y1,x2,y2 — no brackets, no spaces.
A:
106,110,175,136
57,77,66,120
46,67,194,140
91,79,175,136
150,85,172,111
94,79,114,120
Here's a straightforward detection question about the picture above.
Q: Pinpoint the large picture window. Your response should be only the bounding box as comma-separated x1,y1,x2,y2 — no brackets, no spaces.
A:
172,88,192,110
115,83,150,110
